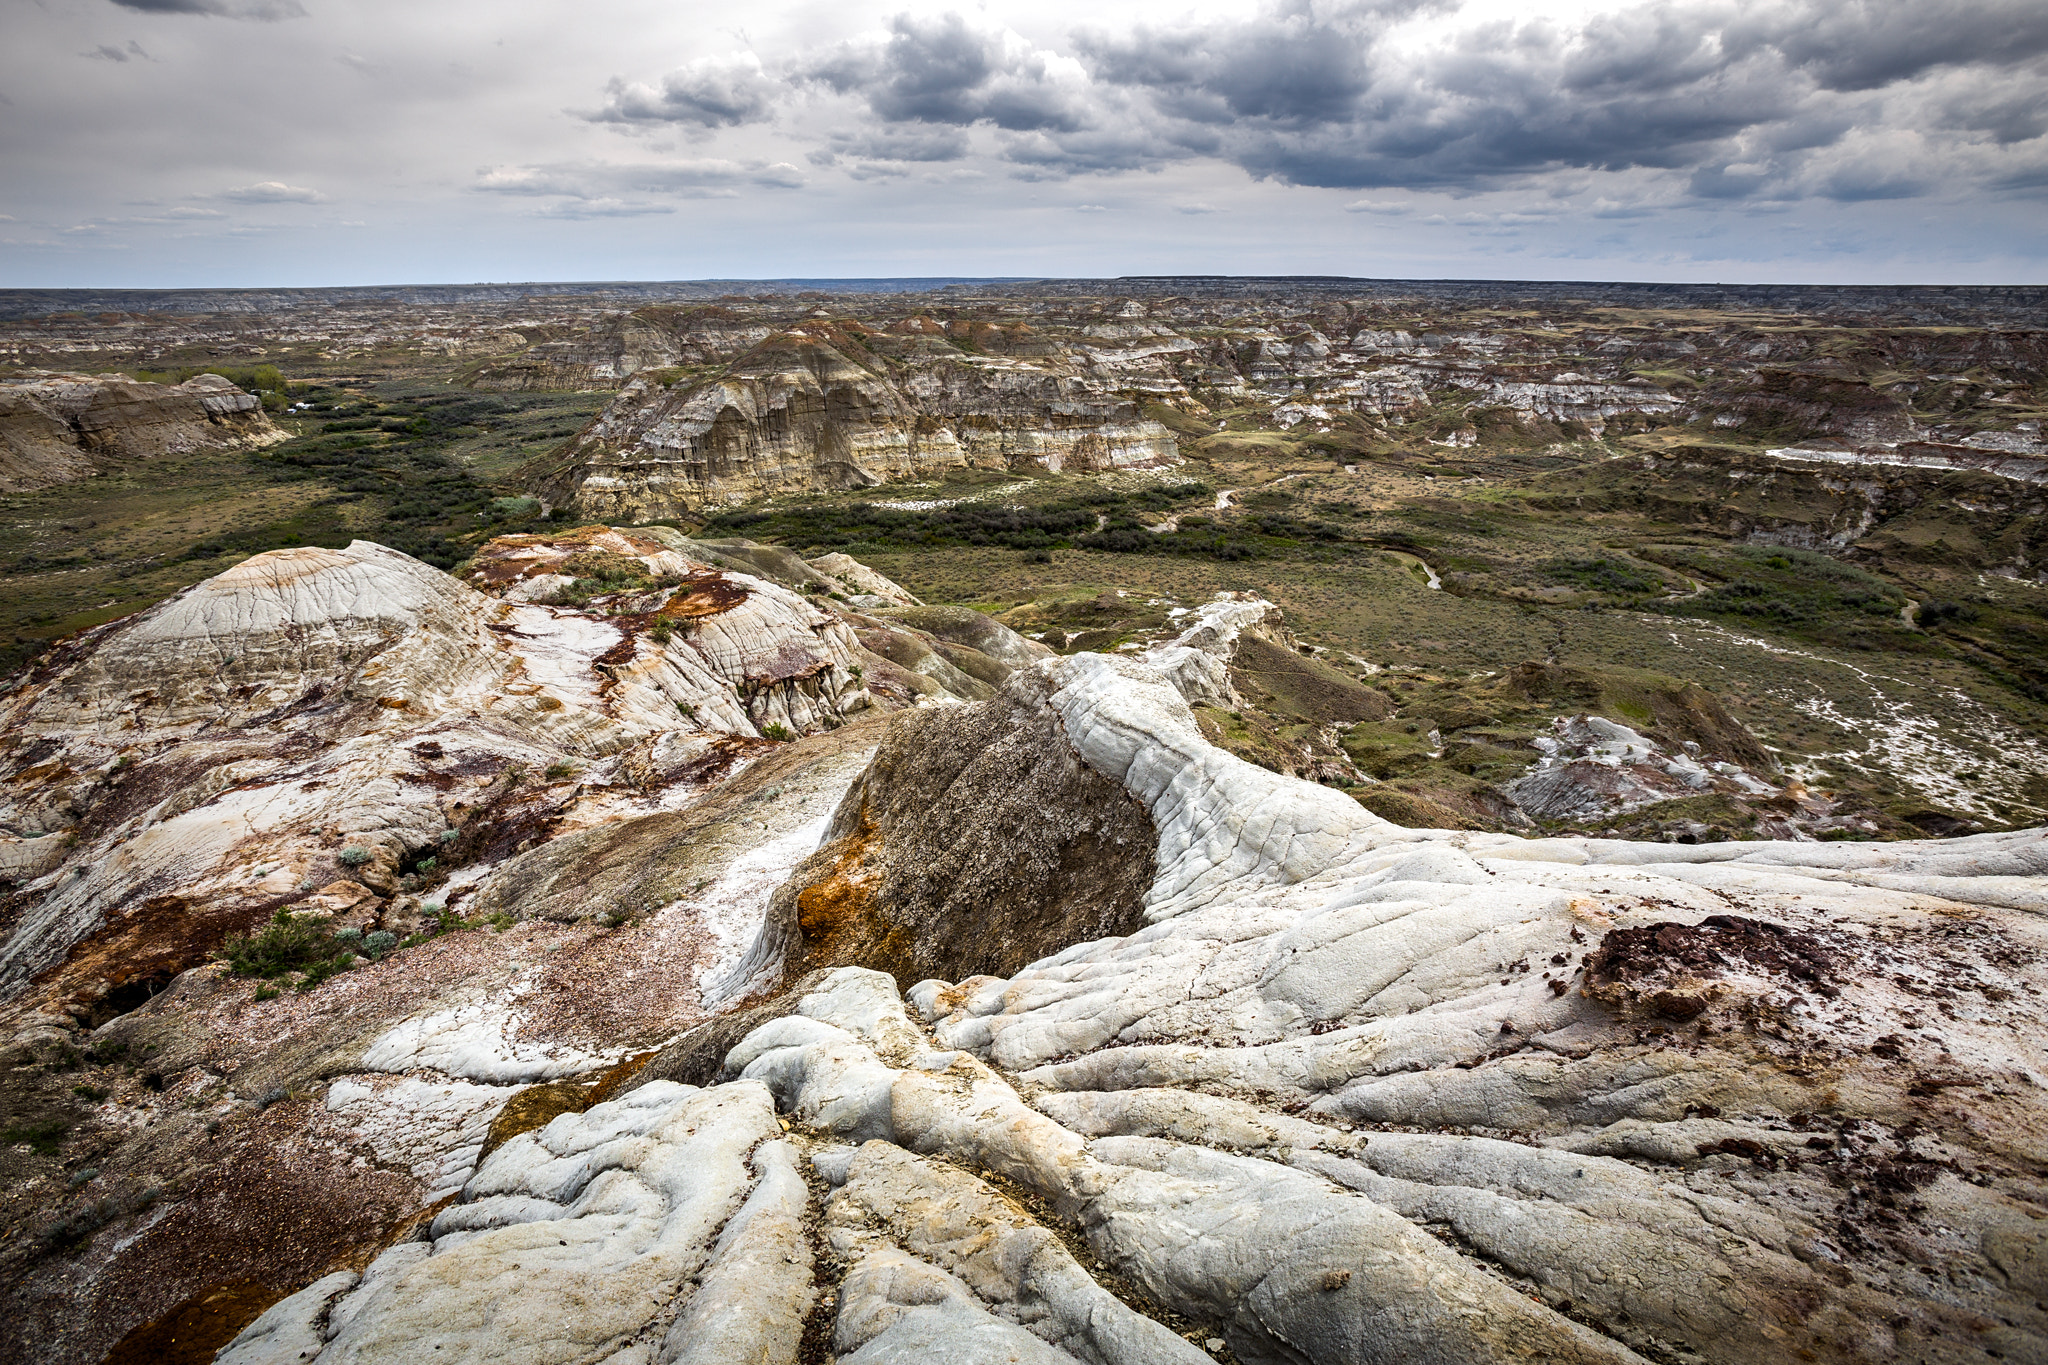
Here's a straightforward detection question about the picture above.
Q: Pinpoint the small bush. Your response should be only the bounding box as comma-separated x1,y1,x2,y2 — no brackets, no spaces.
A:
761,722,794,742
1919,599,1980,627
363,930,397,958
3,1119,69,1156
218,909,361,992
543,761,575,781
38,1185,158,1250
338,846,371,868
437,828,459,844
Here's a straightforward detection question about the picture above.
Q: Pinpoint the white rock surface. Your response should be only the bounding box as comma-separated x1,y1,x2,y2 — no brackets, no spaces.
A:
0,536,914,1001
359,994,621,1085
324,1072,519,1200
288,1080,784,1363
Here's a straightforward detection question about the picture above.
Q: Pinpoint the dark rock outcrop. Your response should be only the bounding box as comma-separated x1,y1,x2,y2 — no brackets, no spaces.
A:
737,666,1157,992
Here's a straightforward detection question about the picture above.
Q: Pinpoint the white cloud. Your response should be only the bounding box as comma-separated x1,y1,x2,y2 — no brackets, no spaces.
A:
534,198,681,218
219,181,326,204
474,160,804,201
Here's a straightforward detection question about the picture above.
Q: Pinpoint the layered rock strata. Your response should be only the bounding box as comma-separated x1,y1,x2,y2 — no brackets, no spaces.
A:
529,327,1179,518
0,370,282,492
0,532,1000,1009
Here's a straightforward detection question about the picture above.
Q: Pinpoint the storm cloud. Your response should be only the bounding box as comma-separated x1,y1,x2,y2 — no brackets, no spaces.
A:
797,13,1092,133
3,0,2043,284
727,0,2048,199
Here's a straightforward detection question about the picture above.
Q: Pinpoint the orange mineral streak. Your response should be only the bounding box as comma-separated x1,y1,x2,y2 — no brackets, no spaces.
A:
788,811,913,986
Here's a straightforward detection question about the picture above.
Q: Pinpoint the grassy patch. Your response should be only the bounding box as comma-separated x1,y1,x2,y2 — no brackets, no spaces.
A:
3,1117,70,1157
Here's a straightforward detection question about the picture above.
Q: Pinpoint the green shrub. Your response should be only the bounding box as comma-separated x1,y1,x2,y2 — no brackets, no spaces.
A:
218,909,357,988
1542,557,1665,597
543,761,575,780
3,1118,69,1157
338,845,371,868
761,722,794,742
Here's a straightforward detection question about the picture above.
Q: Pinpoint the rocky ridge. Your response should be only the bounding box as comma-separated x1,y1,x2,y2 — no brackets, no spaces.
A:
516,294,2047,516
0,370,282,493
529,324,1180,518
0,536,2041,1365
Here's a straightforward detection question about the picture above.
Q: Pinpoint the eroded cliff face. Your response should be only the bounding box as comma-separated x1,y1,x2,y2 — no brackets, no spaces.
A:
2,537,2045,1365
0,370,282,493
465,306,774,392
529,326,1180,518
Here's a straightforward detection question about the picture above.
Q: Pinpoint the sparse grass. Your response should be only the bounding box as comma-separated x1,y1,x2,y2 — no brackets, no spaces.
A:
3,1118,70,1156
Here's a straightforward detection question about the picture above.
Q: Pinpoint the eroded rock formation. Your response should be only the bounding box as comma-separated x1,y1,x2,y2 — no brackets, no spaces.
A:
1,539,2043,1365
0,370,282,492
528,326,1180,517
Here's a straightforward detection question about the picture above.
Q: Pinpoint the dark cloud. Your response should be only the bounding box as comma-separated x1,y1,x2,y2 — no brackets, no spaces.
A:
578,1,2044,204
82,41,151,61
799,13,1087,133
1733,0,2048,92
109,0,305,18
1048,0,2048,196
818,125,972,164
1075,0,1426,127
587,56,778,128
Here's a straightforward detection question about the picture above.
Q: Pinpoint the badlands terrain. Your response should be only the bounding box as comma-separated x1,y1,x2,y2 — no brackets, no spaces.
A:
0,277,2043,1364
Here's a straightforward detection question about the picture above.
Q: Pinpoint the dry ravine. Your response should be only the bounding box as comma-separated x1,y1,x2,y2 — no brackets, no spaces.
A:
0,530,2042,1365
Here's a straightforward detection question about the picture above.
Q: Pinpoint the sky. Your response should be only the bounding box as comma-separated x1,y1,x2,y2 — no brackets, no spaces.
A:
1,0,2045,287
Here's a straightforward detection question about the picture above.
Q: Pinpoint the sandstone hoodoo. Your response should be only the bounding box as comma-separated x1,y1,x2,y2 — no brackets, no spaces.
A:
0,528,2042,1365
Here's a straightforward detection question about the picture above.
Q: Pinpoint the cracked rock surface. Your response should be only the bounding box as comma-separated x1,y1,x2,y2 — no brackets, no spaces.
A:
0,540,2043,1365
